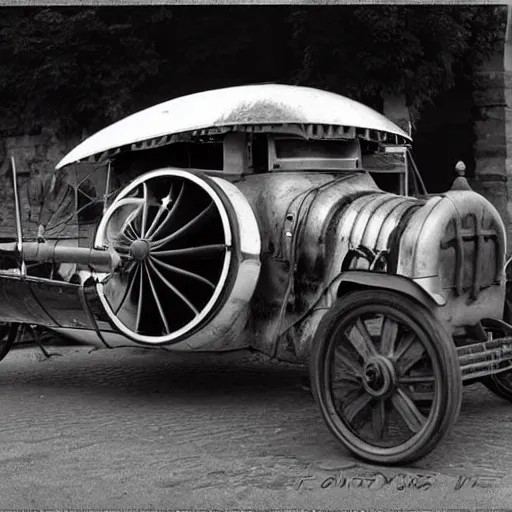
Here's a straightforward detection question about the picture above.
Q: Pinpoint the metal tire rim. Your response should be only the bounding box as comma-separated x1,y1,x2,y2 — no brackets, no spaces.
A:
94,169,233,345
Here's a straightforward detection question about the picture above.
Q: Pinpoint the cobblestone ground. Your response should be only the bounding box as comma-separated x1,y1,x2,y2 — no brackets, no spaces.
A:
0,342,511,509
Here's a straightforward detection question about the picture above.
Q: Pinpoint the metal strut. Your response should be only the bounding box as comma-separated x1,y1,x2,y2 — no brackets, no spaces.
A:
458,336,512,380
0,240,120,273
11,157,26,277
5,156,120,275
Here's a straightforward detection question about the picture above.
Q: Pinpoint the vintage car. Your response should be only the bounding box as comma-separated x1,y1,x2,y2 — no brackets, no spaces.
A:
0,83,511,466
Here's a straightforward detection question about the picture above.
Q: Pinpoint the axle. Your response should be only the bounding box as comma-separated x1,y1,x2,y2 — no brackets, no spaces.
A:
0,241,120,273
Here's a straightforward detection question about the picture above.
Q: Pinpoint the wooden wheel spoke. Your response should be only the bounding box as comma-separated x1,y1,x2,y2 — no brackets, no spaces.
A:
333,373,361,388
146,183,173,239
146,206,167,240
347,318,377,362
113,264,140,315
135,268,144,332
335,344,363,378
152,202,216,249
380,316,399,356
144,263,170,334
147,258,199,316
150,256,215,289
399,375,435,384
151,244,226,258
140,183,149,238
344,392,373,423
149,182,185,241
116,217,137,242
125,222,139,241
120,206,142,241
394,332,416,360
391,388,426,433
333,384,363,408
110,198,146,241
408,390,435,402
395,334,426,375
372,399,387,441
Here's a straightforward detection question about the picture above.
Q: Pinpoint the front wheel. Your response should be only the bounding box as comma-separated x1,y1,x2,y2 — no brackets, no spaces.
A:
309,289,462,465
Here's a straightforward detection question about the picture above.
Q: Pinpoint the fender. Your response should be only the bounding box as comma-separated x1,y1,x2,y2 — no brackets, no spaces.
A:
332,270,439,312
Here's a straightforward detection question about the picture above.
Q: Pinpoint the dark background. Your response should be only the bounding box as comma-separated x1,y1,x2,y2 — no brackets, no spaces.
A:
0,5,506,192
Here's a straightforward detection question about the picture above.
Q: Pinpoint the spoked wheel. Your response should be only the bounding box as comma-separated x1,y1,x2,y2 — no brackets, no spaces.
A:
480,315,512,402
310,289,462,465
0,323,19,362
94,169,237,345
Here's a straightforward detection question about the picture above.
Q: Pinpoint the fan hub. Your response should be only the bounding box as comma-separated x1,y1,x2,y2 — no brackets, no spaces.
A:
130,239,150,261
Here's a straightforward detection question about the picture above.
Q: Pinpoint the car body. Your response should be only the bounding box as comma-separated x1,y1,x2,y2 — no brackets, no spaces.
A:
0,84,511,465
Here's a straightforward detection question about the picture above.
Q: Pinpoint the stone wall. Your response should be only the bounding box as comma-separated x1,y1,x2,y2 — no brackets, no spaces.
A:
0,128,82,240
472,69,511,248
471,6,512,253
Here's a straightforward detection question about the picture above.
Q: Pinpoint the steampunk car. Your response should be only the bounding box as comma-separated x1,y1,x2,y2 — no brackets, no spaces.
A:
0,84,511,466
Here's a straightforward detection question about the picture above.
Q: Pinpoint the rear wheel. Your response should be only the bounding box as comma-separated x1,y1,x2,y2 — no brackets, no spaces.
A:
310,289,462,465
481,311,512,402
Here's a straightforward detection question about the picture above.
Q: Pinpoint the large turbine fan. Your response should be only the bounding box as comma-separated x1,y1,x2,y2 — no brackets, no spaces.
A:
95,169,235,345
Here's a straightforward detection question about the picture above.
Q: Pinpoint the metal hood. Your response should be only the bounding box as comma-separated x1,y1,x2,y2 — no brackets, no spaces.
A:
56,84,411,170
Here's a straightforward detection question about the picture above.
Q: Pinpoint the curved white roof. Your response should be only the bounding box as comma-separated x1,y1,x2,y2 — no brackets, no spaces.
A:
56,84,411,169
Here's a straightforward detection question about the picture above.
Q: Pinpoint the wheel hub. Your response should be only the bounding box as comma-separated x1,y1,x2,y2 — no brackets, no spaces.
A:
362,356,397,397
130,239,150,261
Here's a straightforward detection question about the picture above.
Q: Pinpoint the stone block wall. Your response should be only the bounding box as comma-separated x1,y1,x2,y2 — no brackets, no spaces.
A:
0,128,82,241
471,68,512,250
471,6,512,254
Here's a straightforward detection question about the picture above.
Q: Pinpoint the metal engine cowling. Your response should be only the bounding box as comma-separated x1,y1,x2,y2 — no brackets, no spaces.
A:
93,168,261,347
397,190,507,331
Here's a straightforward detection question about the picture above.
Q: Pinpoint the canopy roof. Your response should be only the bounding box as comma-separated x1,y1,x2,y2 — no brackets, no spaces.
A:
56,84,411,170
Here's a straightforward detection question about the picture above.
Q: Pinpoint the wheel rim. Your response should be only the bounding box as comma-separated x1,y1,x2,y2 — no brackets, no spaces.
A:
324,306,441,455
482,318,512,391
489,367,512,391
94,169,233,344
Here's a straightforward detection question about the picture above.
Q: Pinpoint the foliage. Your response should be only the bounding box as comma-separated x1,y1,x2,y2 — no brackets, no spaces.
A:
288,5,507,119
0,7,173,133
0,5,506,133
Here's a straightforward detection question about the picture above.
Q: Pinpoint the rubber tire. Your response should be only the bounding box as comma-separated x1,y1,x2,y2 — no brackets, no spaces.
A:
309,289,463,466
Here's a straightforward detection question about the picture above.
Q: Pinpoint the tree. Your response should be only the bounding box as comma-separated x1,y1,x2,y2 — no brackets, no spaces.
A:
288,5,507,120
0,7,173,134
0,5,506,134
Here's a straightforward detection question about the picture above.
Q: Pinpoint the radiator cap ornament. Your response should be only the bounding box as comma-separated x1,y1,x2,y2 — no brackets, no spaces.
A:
451,160,472,191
